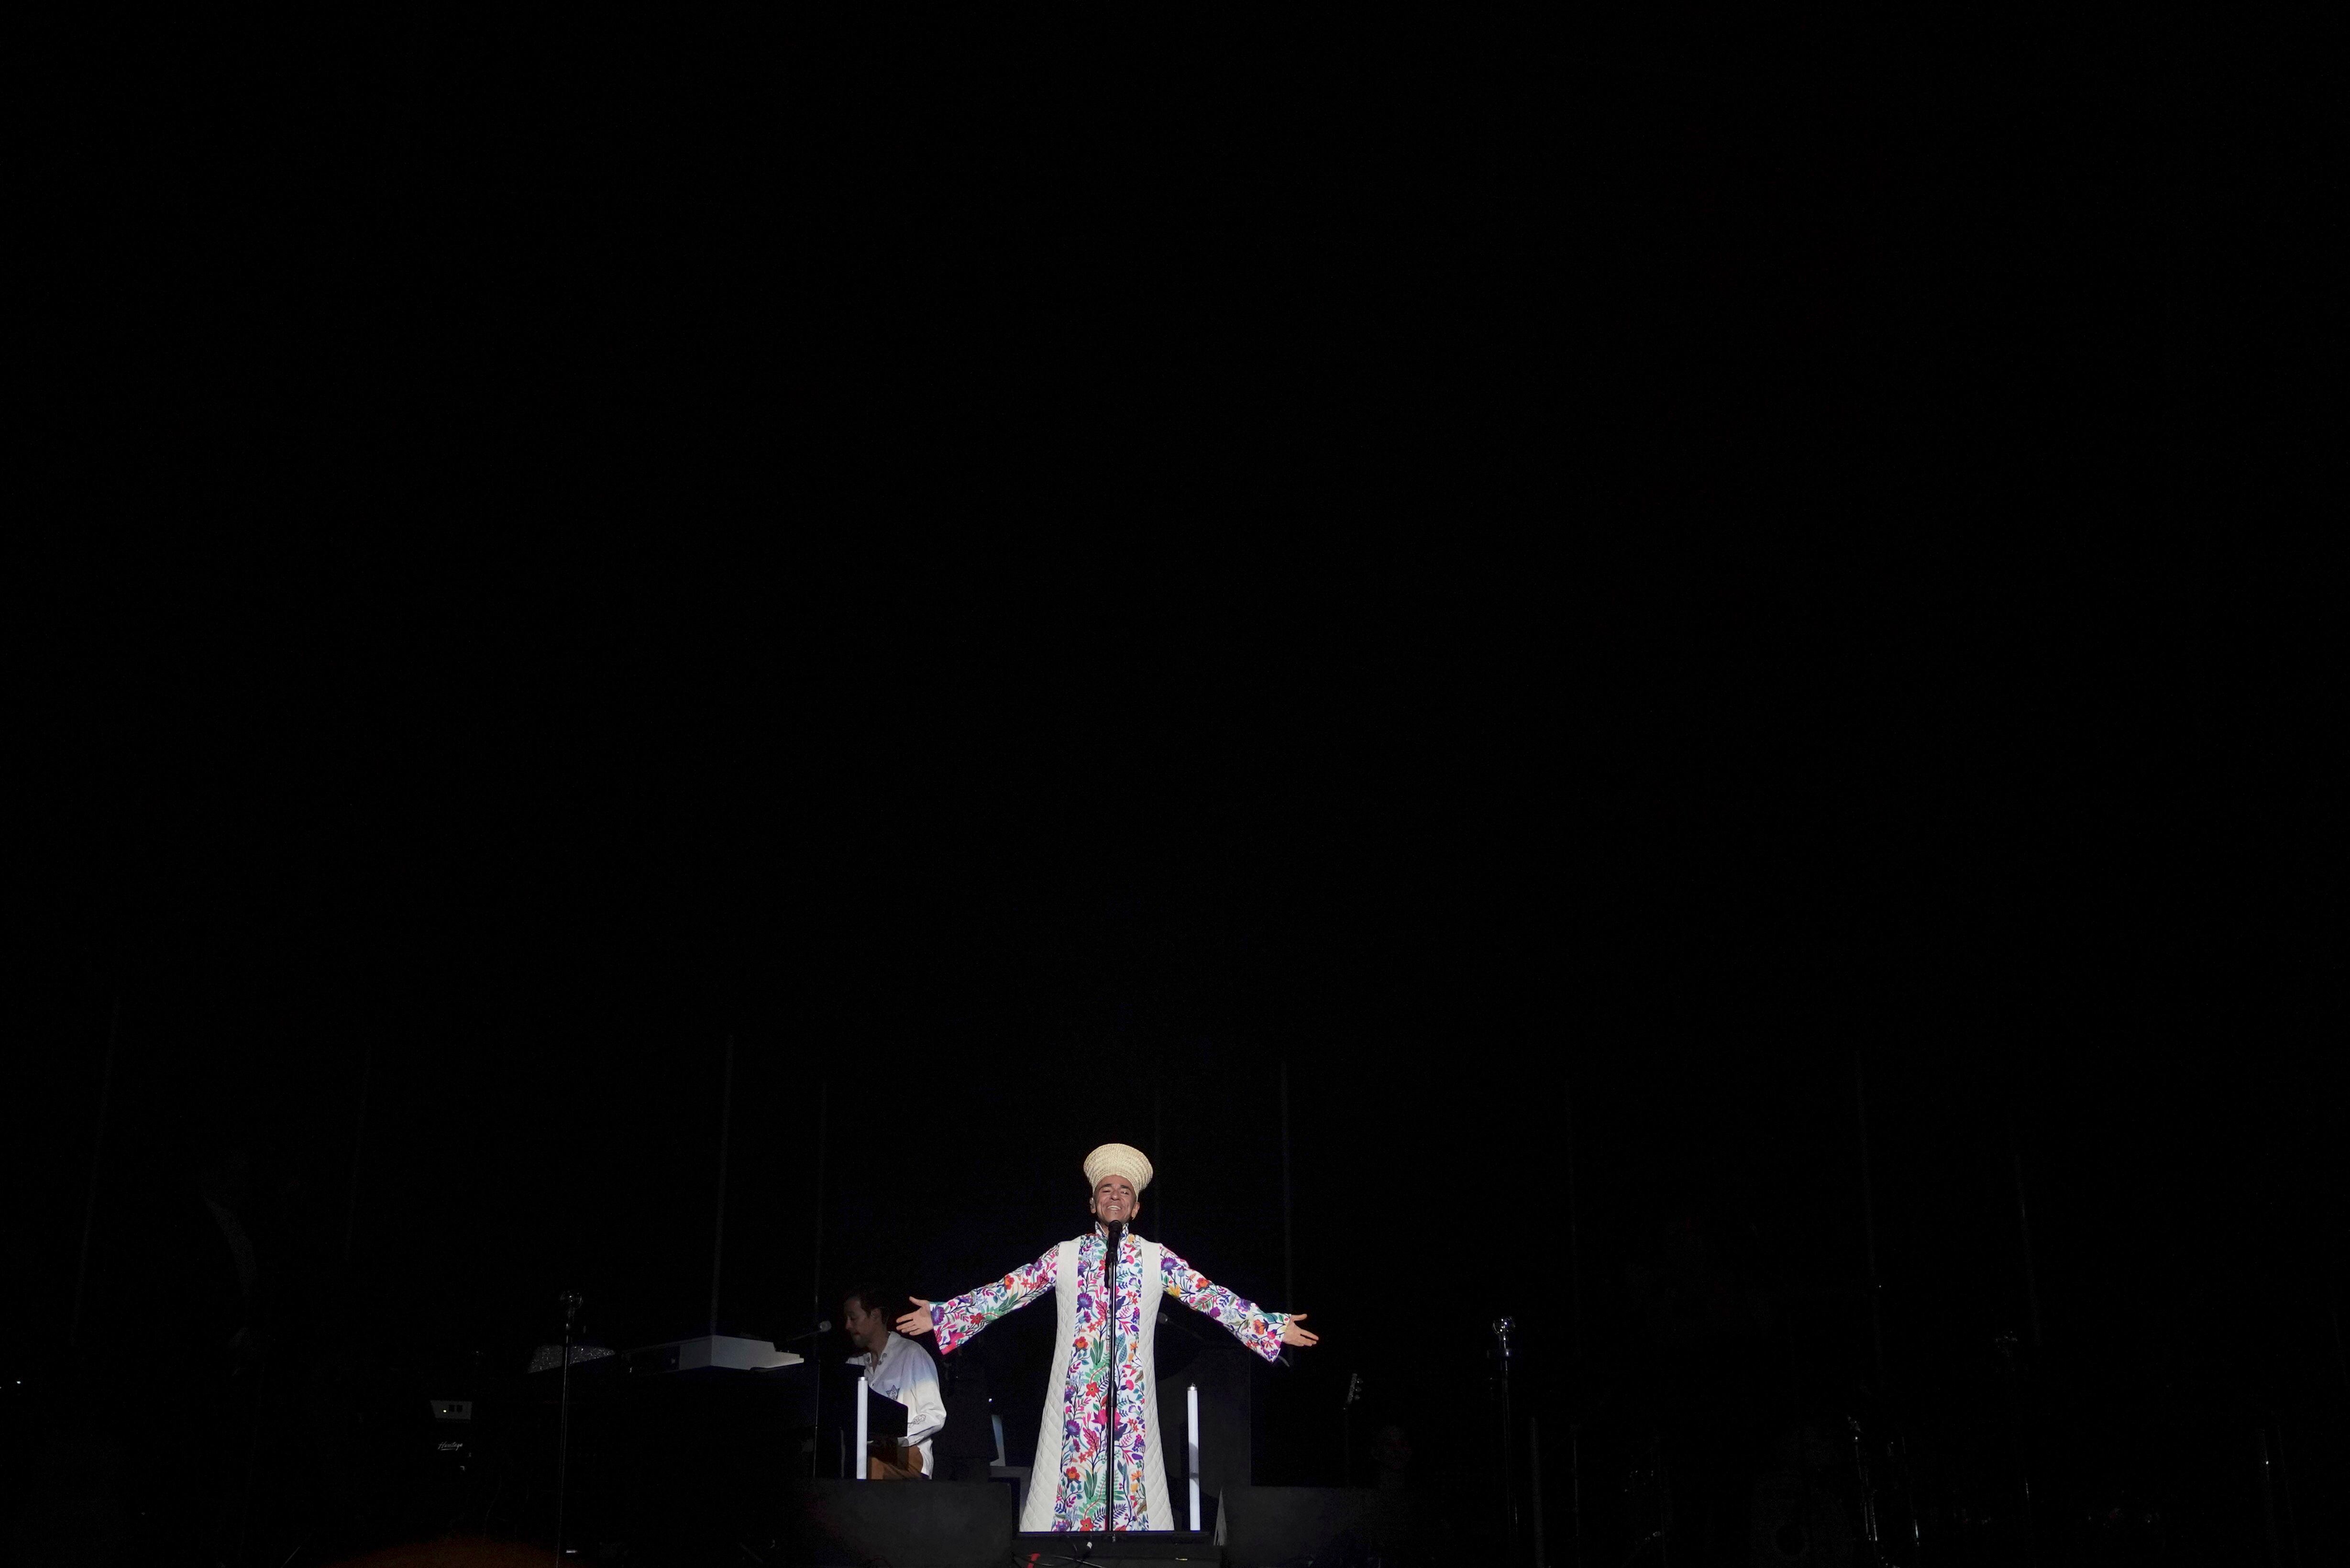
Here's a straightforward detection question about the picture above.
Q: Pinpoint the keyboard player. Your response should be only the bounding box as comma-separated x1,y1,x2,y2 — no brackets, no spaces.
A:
842,1284,946,1479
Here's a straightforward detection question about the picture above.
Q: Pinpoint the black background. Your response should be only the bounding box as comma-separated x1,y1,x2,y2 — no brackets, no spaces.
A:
12,8,2340,1564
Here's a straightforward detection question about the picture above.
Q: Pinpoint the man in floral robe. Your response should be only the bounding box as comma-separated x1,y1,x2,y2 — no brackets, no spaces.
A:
896,1142,1318,1532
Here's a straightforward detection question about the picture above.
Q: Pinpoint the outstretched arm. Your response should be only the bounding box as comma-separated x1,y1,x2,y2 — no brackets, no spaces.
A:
1160,1250,1320,1361
899,1245,1059,1355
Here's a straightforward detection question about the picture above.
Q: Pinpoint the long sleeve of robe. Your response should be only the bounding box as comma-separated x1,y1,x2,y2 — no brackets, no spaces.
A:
933,1227,1287,1531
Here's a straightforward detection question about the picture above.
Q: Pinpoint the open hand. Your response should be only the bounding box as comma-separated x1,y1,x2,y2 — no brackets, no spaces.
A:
896,1299,937,1337
1280,1313,1319,1348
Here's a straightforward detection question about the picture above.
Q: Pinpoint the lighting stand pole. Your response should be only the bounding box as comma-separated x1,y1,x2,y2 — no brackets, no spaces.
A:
342,1040,373,1267
809,1078,828,1476
1854,1050,1887,1391
1854,1049,1913,1564
2255,1426,2285,1568
1565,1077,1584,1565
68,992,123,1351
1495,1315,1518,1560
1280,1060,1295,1309
2003,1112,2042,1566
1530,1416,1548,1568
554,1291,583,1561
2008,1119,2045,1353
708,1036,735,1336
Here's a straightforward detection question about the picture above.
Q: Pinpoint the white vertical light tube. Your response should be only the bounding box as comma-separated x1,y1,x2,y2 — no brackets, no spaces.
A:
854,1374,869,1480
1187,1383,1201,1531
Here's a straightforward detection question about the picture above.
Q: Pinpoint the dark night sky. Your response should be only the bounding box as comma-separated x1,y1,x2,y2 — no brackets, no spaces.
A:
11,4,2341,1552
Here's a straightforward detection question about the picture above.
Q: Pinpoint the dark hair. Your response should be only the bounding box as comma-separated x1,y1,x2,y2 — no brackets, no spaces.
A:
840,1282,903,1321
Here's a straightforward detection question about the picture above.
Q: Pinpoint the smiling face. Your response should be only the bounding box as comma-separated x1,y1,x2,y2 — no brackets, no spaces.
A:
1089,1174,1140,1226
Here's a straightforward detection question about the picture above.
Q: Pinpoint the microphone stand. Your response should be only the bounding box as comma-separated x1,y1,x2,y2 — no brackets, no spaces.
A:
1103,1220,1125,1531
554,1291,583,1562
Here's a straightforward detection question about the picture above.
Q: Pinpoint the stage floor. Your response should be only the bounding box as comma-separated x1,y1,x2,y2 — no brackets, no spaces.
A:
1011,1529,1218,1562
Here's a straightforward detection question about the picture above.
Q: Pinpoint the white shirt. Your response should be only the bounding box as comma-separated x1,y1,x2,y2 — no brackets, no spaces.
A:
852,1331,946,1476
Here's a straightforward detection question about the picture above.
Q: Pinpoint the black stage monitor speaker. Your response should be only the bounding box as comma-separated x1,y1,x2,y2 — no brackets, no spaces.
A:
1217,1487,1407,1568
785,1479,1017,1568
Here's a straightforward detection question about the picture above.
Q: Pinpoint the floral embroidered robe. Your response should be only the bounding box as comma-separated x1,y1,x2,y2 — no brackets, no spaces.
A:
933,1226,1286,1531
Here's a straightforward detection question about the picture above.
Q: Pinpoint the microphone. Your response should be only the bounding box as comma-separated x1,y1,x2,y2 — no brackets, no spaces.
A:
783,1320,832,1341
